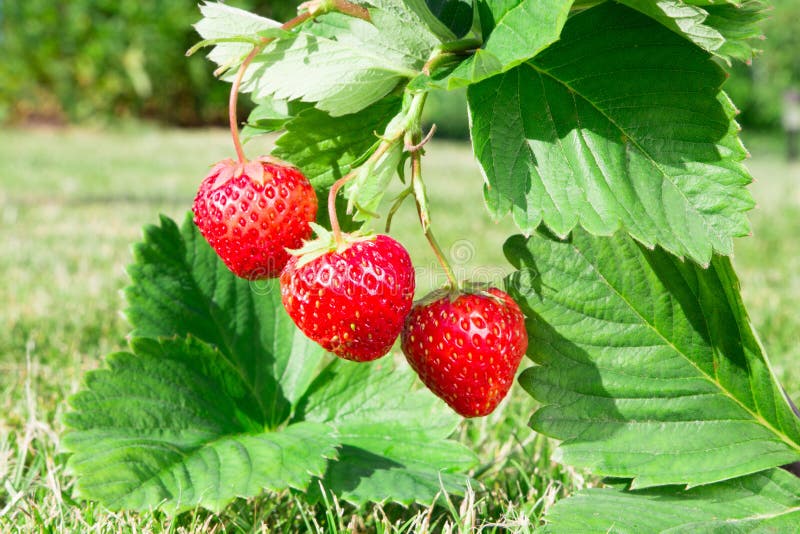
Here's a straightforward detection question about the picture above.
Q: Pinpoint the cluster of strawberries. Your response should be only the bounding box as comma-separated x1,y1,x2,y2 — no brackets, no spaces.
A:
192,157,527,417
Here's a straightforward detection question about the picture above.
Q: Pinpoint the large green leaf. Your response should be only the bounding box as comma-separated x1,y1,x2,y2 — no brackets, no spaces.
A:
298,360,477,504
470,2,754,266
63,337,337,512
125,214,325,427
541,469,800,532
196,3,439,116
65,214,473,511
619,0,766,62
505,229,800,488
250,8,439,116
431,0,573,89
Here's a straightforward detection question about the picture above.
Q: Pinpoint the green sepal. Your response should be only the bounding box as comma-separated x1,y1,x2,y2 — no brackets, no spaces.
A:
413,283,503,307
287,223,376,269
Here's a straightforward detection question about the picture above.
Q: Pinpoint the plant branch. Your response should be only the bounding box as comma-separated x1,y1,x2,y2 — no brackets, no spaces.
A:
409,135,458,289
326,78,432,242
300,0,370,20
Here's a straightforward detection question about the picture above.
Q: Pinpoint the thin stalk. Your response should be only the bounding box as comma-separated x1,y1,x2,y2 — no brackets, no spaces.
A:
422,38,482,75
327,138,396,244
327,171,356,246
229,45,265,163
410,146,458,289
439,37,482,53
228,3,369,163
324,47,433,242
404,92,428,130
385,187,412,233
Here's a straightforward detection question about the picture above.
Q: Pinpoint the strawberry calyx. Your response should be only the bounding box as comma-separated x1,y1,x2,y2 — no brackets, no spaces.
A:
413,283,511,308
287,222,375,268
207,156,298,190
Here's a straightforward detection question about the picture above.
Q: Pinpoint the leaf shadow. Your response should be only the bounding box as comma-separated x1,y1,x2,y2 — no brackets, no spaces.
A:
506,234,625,450
517,305,625,448
308,445,405,501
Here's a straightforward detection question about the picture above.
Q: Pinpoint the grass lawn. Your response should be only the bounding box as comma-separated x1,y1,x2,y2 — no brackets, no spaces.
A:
1,125,798,531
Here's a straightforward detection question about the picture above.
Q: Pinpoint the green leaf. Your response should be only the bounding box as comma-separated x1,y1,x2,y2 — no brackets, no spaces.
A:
541,469,800,533
363,0,457,42
65,213,475,511
194,2,441,116
432,0,573,89
241,98,312,142
469,2,754,266
234,10,439,116
505,228,800,488
194,2,278,72
63,337,338,513
272,96,402,189
618,0,725,54
124,214,326,427
703,1,768,62
619,0,767,63
298,360,477,504
269,96,402,230
346,140,405,222
426,0,474,37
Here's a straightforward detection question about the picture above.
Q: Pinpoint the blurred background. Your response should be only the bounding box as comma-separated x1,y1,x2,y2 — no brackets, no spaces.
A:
1,0,799,135
1,1,799,530
0,1,303,125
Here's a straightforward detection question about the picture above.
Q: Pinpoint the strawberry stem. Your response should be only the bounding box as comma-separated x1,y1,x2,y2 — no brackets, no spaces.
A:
227,0,370,164
327,137,396,245
228,45,264,163
327,171,355,246
409,135,458,289
422,38,482,75
326,67,433,243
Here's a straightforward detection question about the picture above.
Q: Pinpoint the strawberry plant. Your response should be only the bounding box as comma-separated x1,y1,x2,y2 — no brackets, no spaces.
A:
63,0,800,530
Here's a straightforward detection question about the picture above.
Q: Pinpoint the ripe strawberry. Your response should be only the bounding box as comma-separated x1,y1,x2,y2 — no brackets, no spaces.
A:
192,157,317,279
280,233,415,362
401,288,527,417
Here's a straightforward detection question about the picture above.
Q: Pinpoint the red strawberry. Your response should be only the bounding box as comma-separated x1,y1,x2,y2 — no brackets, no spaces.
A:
401,288,527,417
192,157,317,279
280,233,415,362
